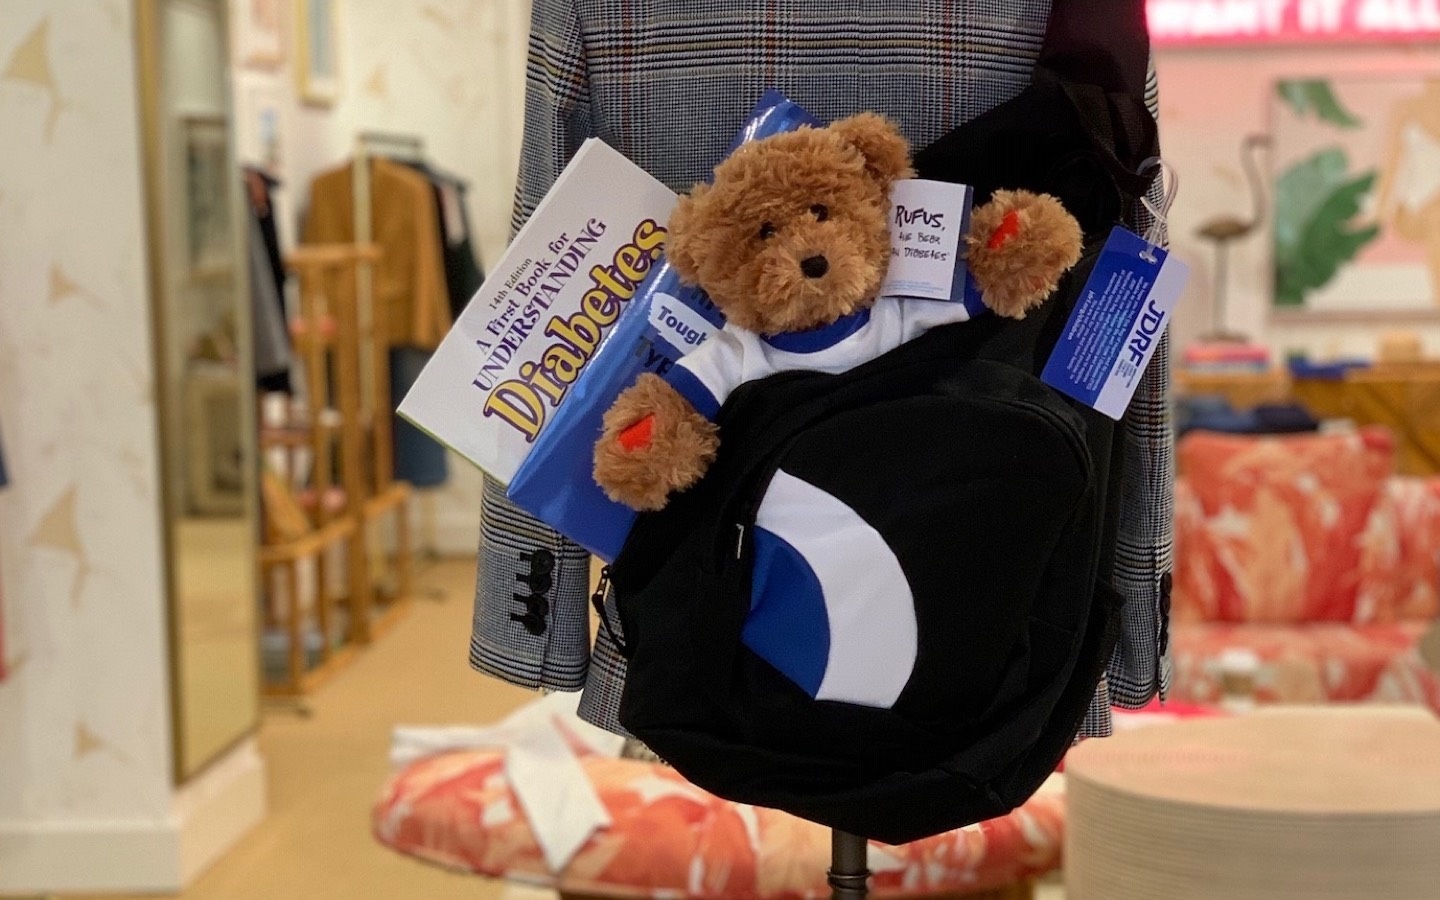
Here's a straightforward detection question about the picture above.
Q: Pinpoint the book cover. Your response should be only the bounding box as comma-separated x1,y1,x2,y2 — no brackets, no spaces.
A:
506,262,727,560
505,92,820,560
397,139,679,484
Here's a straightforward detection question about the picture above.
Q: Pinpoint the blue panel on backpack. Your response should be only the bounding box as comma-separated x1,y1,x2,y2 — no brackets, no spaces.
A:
742,526,831,697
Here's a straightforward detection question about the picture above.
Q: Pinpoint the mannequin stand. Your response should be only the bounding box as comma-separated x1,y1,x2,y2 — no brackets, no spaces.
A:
829,830,871,900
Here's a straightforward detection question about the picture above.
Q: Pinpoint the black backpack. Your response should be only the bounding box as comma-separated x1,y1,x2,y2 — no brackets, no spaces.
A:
607,0,1161,845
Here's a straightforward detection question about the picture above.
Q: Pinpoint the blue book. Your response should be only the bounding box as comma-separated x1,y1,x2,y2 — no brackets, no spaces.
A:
506,92,821,561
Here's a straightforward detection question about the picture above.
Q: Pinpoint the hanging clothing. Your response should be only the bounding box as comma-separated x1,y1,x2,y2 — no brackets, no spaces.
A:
247,213,293,392
395,159,486,319
389,346,448,488
380,159,465,488
245,168,293,394
304,157,451,350
433,175,486,321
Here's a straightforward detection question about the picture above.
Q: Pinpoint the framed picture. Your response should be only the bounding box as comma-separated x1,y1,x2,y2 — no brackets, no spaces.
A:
296,0,340,107
232,0,285,70
182,115,234,276
1271,76,1440,318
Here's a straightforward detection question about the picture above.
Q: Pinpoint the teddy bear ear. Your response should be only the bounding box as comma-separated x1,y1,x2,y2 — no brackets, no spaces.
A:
664,183,709,285
830,112,914,186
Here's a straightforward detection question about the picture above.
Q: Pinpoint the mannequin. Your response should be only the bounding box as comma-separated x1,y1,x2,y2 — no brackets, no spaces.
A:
472,0,1173,748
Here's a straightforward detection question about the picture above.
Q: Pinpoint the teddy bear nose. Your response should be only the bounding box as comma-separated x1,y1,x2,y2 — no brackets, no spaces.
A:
800,255,830,279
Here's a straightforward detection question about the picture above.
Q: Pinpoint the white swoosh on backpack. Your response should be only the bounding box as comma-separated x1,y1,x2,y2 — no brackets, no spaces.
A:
756,470,918,707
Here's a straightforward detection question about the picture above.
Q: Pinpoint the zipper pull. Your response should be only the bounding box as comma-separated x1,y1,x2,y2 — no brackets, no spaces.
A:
590,565,611,609
735,524,746,560
590,565,630,656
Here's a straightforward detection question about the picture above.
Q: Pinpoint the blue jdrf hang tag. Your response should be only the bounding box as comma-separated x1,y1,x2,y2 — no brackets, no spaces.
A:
1043,157,1188,421
1041,227,1189,420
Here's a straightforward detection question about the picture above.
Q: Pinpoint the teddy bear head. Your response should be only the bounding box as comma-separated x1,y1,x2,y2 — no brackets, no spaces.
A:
664,113,914,336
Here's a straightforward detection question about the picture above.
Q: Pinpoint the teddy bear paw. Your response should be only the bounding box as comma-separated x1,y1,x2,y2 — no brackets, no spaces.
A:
593,373,720,511
966,190,1083,320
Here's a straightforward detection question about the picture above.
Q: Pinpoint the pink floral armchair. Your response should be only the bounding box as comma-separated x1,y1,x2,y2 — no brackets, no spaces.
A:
1171,427,1440,712
374,748,1063,899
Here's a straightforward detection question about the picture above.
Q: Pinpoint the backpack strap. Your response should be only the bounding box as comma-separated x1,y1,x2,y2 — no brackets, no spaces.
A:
1038,0,1151,98
913,0,1158,236
1035,0,1157,211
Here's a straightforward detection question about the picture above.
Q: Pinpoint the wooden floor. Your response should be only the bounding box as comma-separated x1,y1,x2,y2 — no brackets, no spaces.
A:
79,557,549,900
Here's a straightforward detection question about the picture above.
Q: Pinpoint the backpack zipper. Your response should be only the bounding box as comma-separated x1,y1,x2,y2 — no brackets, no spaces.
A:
725,376,1090,572
590,565,631,656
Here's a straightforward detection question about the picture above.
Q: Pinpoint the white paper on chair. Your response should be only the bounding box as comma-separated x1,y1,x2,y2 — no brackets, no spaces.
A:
391,692,626,872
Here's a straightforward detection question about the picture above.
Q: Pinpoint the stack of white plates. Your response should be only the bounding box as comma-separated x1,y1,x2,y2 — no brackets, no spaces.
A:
1065,707,1440,899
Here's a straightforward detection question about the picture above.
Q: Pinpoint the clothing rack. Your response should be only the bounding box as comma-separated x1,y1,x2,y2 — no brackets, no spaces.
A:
262,243,382,695
332,130,422,638
351,131,445,558
352,130,424,486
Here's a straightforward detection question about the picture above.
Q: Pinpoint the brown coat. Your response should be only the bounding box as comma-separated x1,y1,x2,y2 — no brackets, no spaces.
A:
305,157,450,349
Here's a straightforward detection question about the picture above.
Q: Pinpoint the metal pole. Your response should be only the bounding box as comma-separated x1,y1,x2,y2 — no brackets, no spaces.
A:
828,830,871,900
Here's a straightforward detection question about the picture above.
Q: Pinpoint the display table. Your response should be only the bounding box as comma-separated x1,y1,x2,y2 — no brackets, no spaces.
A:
1064,707,1440,899
1291,367,1440,476
1173,368,1292,410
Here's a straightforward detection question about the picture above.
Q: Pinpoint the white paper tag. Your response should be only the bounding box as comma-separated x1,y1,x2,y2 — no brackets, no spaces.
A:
1041,227,1190,420
879,179,974,304
647,292,718,352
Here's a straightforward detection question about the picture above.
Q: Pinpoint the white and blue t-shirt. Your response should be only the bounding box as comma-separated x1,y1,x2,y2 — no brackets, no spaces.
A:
664,296,983,420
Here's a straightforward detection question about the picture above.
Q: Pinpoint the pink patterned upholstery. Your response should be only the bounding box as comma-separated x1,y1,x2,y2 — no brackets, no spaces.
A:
1175,428,1396,623
373,750,1063,898
1172,428,1440,713
1170,621,1440,709
1376,477,1440,622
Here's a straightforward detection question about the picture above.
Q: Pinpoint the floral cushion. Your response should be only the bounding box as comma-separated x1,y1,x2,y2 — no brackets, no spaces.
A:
1369,477,1440,622
1175,428,1395,623
374,751,1063,899
1169,620,1440,713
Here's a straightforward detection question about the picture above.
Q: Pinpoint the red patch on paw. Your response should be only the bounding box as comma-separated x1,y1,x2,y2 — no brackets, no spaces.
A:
986,210,1023,250
618,415,655,452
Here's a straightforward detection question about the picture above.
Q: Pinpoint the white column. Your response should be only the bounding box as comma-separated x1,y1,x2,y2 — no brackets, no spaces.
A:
0,1,264,891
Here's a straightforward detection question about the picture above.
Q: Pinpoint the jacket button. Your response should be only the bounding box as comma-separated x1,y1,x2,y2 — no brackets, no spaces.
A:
510,611,547,636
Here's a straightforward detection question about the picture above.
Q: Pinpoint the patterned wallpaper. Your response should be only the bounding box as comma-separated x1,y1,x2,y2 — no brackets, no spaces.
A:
0,0,175,826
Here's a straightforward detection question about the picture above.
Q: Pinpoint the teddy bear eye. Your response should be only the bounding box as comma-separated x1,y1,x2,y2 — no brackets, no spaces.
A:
810,204,829,222
758,222,777,240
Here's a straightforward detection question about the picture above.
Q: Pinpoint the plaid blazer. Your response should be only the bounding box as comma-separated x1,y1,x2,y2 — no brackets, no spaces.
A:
473,0,1172,739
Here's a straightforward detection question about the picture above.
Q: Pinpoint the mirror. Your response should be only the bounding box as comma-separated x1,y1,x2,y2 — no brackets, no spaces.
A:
137,0,262,781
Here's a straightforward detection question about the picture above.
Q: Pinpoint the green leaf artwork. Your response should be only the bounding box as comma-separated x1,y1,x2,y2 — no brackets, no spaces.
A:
1277,79,1364,129
1273,147,1381,307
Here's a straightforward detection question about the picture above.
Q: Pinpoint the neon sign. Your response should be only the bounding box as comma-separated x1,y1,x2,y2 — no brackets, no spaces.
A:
1149,0,1440,43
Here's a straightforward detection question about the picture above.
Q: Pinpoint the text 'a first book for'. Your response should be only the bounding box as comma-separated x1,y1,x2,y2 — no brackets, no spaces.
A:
398,139,678,484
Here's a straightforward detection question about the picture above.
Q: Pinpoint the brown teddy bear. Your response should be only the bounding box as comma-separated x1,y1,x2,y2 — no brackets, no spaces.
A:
593,113,1082,511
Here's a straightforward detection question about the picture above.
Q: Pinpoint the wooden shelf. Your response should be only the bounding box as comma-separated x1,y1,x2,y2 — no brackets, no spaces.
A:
1174,368,1292,409
262,643,362,699
258,242,417,692
1292,370,1440,477
260,516,356,564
